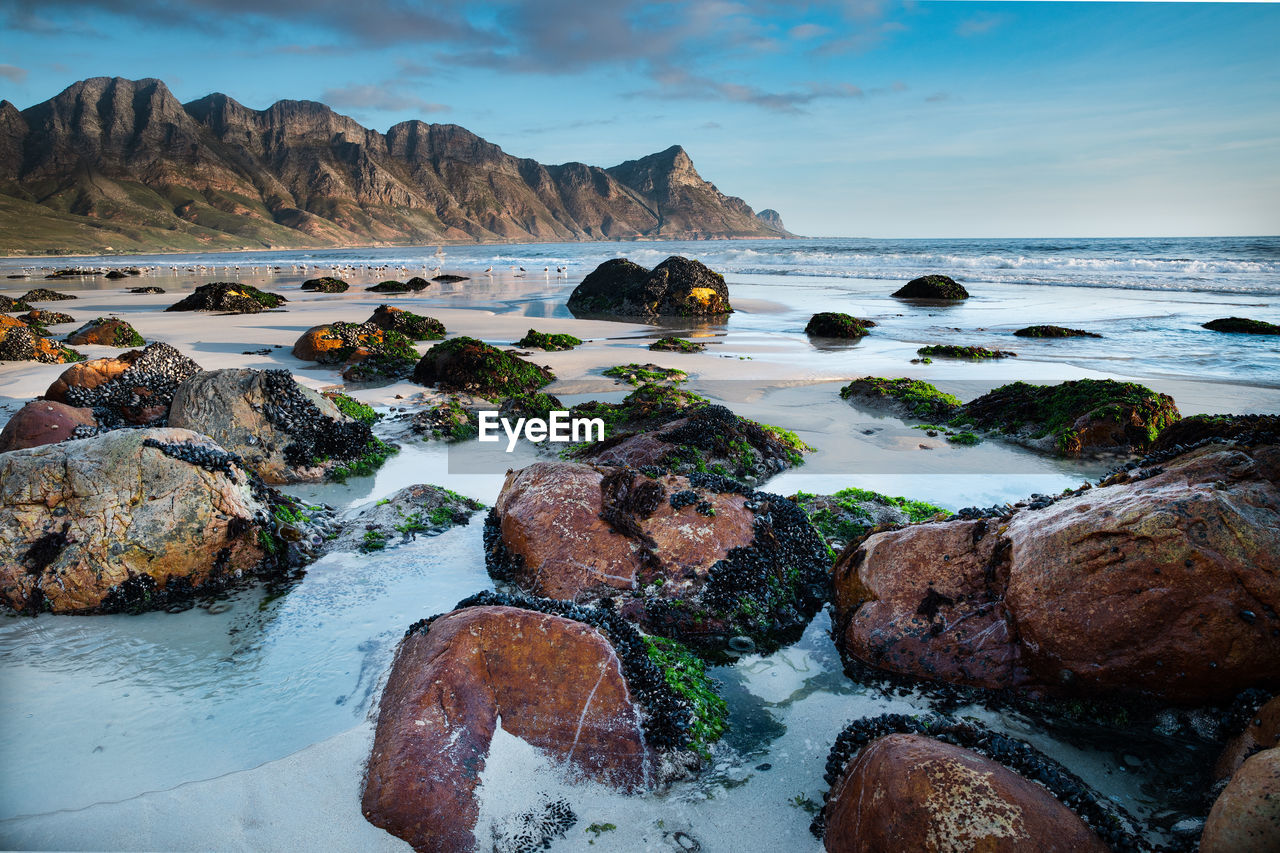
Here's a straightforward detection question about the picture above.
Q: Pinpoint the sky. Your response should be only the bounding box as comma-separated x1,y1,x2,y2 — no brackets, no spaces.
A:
0,0,1277,238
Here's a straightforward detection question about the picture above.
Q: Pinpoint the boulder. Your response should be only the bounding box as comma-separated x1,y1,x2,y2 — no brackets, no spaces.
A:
649,337,706,353
363,604,656,852
413,336,553,400
21,288,77,302
0,401,97,452
822,734,1109,853
959,379,1180,455
514,329,581,351
805,312,874,338
0,428,271,613
1152,413,1280,452
128,286,165,294
0,295,31,311
0,320,83,363
165,282,286,313
1014,325,1102,338
300,277,349,293
571,402,808,484
892,275,969,300
485,461,829,648
833,441,1280,703
366,305,445,341
44,342,202,427
1201,747,1279,853
1203,317,1280,335
839,377,963,422
18,310,76,327
567,256,732,318
292,322,420,383
367,280,411,293
168,368,393,484
432,274,468,283
917,344,1016,360
63,317,145,347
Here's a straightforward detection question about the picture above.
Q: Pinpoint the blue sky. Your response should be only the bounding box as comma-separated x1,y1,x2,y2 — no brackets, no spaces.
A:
1,1,1277,238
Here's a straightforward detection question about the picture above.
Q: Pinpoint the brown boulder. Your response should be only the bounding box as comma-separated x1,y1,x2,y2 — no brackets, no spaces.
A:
0,428,270,613
63,317,144,347
0,321,82,363
833,442,1280,703
487,461,829,647
833,518,1027,691
0,401,97,452
362,605,653,852
1201,747,1280,853
823,734,1109,853
1216,696,1280,781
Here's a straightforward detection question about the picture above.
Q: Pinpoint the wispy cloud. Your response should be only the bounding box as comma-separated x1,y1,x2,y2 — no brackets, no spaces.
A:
957,14,1005,38
321,84,449,115
634,66,874,114
0,64,28,83
925,92,950,103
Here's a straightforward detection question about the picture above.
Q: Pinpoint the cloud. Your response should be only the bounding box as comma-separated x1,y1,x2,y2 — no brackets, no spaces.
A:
789,23,830,41
321,84,449,114
521,116,619,135
956,14,1004,37
636,66,870,114
925,92,949,103
0,64,28,83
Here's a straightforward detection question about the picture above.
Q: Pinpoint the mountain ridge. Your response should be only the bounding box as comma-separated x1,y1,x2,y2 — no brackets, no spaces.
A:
0,77,790,256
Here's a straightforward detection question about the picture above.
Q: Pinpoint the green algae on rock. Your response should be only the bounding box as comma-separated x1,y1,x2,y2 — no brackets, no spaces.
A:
916,344,1016,360
64,317,145,348
805,312,875,338
165,282,286,313
1202,317,1280,335
649,336,707,353
567,256,732,318
1014,325,1102,338
892,275,969,300
299,277,349,293
413,336,554,399
603,363,687,386
515,329,583,351
839,377,963,422
794,487,950,551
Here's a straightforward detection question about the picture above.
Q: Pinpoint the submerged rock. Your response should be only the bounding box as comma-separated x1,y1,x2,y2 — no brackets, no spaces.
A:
366,304,445,341
299,276,349,293
432,273,468,283
1201,747,1280,853
412,336,553,400
892,275,969,300
44,342,202,427
805,312,875,338
0,428,271,614
485,461,829,649
567,256,732,318
364,599,706,851
1202,317,1280,335
325,484,483,554
832,441,1280,703
0,401,97,452
165,282,286,314
1014,325,1102,338
168,368,395,484
63,317,145,347
816,715,1133,852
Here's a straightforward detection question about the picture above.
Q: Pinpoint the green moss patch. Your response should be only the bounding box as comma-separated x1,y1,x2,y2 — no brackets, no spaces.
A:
413,336,554,399
794,487,950,549
603,363,688,386
644,636,728,758
917,345,1015,360
325,392,380,425
1014,325,1102,339
649,336,706,353
840,377,962,421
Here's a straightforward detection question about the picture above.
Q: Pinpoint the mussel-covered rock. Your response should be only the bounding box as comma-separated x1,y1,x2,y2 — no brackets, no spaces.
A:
832,441,1280,703
18,310,76,328
412,336,553,399
1151,413,1280,452
44,342,202,427
0,428,272,614
0,295,32,312
165,282,286,314
365,304,445,341
816,717,1122,852
0,400,97,452
299,277,349,293
21,288,77,302
805,312,874,338
485,461,829,649
569,401,809,484
168,368,395,484
128,286,165,294
1201,746,1279,853
63,317,145,348
892,274,969,300
324,483,483,554
291,321,419,376
567,256,732,318
0,316,84,363
364,593,722,852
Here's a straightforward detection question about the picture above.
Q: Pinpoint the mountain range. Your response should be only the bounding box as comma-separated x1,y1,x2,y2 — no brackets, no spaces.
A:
0,77,789,256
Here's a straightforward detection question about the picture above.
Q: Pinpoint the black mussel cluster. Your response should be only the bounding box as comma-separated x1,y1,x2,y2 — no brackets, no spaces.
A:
814,713,1150,853
258,369,376,466
63,342,201,427
408,590,700,754
492,797,578,853
142,437,245,482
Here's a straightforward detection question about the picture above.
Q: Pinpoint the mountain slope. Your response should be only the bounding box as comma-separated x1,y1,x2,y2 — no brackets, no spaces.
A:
0,77,789,255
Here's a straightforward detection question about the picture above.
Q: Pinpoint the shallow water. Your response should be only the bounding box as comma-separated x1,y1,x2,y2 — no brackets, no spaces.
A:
1,237,1275,848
